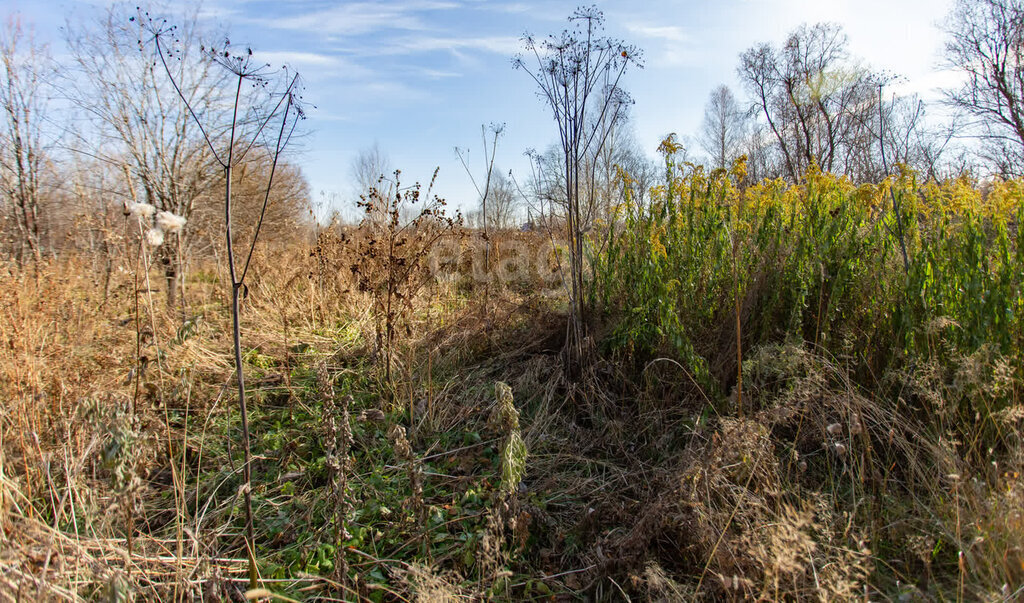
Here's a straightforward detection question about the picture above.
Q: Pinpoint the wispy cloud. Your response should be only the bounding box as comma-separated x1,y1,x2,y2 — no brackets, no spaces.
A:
197,4,242,21
489,2,531,14
890,67,965,101
355,79,433,103
626,22,697,66
419,68,463,79
250,1,460,36
626,23,690,43
252,50,376,82
347,35,522,58
304,74,434,121
256,50,340,68
402,35,521,55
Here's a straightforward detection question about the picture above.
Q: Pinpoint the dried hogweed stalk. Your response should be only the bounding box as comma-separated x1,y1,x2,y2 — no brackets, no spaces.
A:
491,382,527,496
319,363,352,585
480,382,529,588
388,424,423,516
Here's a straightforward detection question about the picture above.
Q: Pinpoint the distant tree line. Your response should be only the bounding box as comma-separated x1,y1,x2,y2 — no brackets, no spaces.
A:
696,21,958,183
699,0,1024,184
4,0,1022,282
501,0,1024,246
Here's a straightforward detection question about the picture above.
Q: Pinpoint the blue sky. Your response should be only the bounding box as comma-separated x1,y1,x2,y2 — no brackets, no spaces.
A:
5,0,958,218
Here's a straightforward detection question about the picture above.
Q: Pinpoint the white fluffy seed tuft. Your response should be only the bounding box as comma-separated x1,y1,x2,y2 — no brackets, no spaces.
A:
128,202,156,219
146,228,165,247
155,211,187,234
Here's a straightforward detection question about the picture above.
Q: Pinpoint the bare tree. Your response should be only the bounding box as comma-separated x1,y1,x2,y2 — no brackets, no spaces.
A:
742,118,782,183
0,16,50,265
350,142,392,211
738,23,881,181
515,6,641,375
455,123,504,280
850,90,956,182
943,0,1024,176
61,4,230,305
586,107,645,225
524,119,640,231
699,84,747,171
485,169,518,230
614,138,658,210
525,126,655,225
462,172,517,231
190,154,312,253
522,145,564,229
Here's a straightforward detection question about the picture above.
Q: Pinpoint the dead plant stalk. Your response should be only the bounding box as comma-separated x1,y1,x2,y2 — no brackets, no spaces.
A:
141,10,304,589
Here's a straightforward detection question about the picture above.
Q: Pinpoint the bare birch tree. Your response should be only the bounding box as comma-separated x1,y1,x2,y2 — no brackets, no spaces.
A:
943,0,1024,176
0,16,51,265
699,84,747,171
350,142,392,223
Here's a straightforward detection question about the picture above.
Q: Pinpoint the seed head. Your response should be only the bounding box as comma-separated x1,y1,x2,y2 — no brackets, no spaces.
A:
156,211,187,234
145,228,164,246
128,202,156,219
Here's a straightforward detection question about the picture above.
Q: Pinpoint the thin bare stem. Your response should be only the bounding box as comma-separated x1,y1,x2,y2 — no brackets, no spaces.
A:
152,32,223,167
878,84,910,273
143,17,304,590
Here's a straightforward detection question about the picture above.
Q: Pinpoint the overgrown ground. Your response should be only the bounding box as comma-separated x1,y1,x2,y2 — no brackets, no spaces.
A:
1,162,1023,601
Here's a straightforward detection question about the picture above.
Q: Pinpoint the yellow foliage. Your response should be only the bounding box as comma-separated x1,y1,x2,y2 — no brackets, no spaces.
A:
730,155,749,184
651,224,668,260
645,159,1021,228
657,133,684,157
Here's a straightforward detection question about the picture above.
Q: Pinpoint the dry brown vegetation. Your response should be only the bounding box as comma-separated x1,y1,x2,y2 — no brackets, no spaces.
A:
2,2,1024,600
1,176,1022,601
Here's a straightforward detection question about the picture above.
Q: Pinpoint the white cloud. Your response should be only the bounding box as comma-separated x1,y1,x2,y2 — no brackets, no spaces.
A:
407,35,521,55
891,68,965,101
251,50,376,83
341,34,522,58
489,3,531,14
420,68,462,79
626,24,689,43
253,1,460,36
624,23,698,66
255,50,340,68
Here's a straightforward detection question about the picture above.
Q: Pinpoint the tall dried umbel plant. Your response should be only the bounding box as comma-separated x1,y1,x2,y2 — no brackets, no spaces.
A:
514,7,641,378
138,10,305,588
455,123,504,327
455,123,504,270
